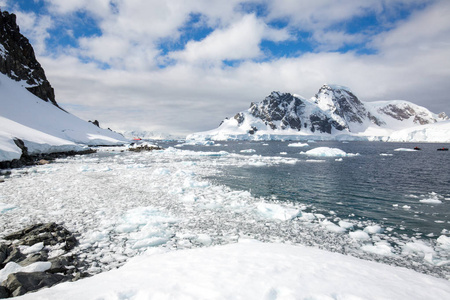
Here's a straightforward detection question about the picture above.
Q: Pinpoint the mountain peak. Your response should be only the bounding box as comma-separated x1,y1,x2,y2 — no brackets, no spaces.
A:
0,9,60,108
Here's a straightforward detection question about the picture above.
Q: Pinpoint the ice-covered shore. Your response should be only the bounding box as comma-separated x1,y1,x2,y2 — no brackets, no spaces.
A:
1,146,450,299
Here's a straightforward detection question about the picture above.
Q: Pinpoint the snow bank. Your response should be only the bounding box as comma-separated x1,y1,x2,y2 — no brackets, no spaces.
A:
300,147,359,157
0,73,127,161
16,240,450,300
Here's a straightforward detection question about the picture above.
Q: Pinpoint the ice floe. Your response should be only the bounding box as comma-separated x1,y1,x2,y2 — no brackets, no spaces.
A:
287,142,309,147
300,147,359,157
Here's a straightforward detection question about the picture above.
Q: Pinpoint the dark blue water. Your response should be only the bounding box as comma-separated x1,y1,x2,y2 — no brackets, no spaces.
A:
165,140,450,239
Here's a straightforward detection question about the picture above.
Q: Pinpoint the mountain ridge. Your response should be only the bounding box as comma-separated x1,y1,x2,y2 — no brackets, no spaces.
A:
0,9,59,108
188,84,449,142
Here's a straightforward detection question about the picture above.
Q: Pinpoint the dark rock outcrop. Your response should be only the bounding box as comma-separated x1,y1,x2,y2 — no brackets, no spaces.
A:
0,223,90,298
0,9,60,108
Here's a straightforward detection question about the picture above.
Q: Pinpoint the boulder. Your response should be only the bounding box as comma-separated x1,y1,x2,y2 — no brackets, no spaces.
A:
1,272,67,297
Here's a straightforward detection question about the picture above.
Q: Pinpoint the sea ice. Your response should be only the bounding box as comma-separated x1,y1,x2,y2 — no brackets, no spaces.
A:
0,202,16,213
419,192,443,204
240,149,256,153
361,242,393,256
255,202,301,221
300,147,359,157
287,142,309,147
364,225,383,234
394,148,417,152
338,220,354,229
437,235,450,250
349,230,370,241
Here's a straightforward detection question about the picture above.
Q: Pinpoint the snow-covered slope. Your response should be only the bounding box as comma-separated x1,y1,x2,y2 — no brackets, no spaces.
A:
188,84,449,142
16,240,450,300
0,73,126,161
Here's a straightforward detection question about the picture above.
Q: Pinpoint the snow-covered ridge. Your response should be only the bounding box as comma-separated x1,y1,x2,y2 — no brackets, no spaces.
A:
188,84,449,142
0,73,127,162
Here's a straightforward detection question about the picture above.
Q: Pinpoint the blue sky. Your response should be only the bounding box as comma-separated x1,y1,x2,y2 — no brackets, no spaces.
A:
1,0,449,135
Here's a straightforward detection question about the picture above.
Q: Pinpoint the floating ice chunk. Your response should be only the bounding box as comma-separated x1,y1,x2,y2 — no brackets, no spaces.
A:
349,230,370,241
152,168,171,176
256,203,301,221
437,235,450,250
364,225,383,234
196,234,212,246
20,242,44,255
132,237,169,249
298,213,315,221
305,159,326,163
403,241,435,257
248,161,267,167
0,261,51,282
184,178,209,188
338,221,354,229
288,142,309,147
420,198,442,204
380,153,393,156
361,242,393,256
240,149,256,153
335,158,343,162
300,147,359,157
419,192,443,204
321,220,346,233
280,152,287,155
402,205,411,209
0,202,16,213
314,214,326,219
394,148,417,152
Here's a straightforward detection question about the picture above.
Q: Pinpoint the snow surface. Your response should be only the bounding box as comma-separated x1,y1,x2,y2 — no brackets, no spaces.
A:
0,73,127,161
15,240,450,300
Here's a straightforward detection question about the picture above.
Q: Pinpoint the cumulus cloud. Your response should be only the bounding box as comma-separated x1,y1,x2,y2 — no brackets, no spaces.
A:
3,0,450,136
169,14,290,65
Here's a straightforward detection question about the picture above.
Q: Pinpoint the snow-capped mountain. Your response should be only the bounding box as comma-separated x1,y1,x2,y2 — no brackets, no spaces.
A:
0,10,126,162
188,84,449,142
121,130,180,141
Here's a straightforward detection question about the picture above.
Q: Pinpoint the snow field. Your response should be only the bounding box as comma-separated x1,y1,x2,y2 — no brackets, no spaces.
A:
16,240,450,300
1,146,449,282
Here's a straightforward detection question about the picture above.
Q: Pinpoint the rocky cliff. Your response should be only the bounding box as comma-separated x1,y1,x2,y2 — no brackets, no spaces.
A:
0,9,59,108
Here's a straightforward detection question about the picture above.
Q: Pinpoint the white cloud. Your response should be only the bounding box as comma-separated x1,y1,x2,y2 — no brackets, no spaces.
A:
13,11,53,55
169,14,290,64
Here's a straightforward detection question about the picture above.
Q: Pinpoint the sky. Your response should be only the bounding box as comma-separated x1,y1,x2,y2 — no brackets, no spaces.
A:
1,0,449,136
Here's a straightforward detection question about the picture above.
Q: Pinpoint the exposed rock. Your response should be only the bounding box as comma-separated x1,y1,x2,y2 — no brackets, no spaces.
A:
0,286,10,298
1,272,67,297
0,148,96,170
0,10,60,108
3,222,78,251
0,223,90,298
89,120,100,127
128,144,163,152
